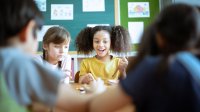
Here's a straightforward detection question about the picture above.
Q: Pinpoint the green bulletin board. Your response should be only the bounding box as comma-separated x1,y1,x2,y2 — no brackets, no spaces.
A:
119,0,159,50
38,0,115,51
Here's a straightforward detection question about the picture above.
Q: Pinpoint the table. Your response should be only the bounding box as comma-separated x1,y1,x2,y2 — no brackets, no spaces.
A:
69,82,135,112
32,82,135,112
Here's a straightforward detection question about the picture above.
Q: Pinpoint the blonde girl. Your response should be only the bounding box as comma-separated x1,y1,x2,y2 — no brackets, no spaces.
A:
36,26,71,83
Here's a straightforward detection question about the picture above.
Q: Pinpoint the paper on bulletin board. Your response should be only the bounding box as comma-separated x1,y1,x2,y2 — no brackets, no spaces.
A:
37,25,59,41
83,0,105,12
87,24,109,27
128,22,144,43
128,2,150,18
34,0,46,11
51,4,73,20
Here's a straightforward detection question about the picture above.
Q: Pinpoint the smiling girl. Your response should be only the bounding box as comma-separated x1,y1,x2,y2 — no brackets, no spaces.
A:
75,26,131,84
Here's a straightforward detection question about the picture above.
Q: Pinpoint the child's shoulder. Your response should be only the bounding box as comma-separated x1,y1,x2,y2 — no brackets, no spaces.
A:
32,54,43,63
0,48,29,60
63,54,71,59
80,57,95,65
0,48,37,69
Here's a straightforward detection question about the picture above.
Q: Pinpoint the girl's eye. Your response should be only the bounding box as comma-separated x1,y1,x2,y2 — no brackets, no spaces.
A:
94,41,99,43
104,41,108,44
55,45,60,48
65,46,68,49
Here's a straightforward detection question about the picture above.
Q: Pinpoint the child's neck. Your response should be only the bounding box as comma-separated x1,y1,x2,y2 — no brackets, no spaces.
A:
95,55,112,62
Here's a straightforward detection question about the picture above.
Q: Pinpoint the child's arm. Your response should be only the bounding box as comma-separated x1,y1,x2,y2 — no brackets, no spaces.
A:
89,85,133,112
55,83,94,112
79,59,95,84
56,78,107,112
118,57,128,79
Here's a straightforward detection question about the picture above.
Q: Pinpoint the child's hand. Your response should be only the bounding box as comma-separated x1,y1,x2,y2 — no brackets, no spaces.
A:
118,57,128,74
61,69,72,80
63,69,71,77
84,78,106,94
60,69,71,84
79,73,95,84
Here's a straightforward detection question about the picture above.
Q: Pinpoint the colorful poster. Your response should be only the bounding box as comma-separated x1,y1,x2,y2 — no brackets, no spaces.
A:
128,2,150,18
128,22,144,43
37,25,59,41
83,0,105,12
51,4,73,20
34,0,46,11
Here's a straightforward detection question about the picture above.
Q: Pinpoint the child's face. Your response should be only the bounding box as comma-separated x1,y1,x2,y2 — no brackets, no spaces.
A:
93,30,111,57
45,41,69,63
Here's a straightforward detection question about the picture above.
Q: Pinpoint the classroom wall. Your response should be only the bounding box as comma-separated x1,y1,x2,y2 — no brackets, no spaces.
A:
36,0,161,74
160,0,200,9
37,0,161,52
119,0,159,28
119,0,160,50
159,0,173,9
38,0,115,51
173,0,200,6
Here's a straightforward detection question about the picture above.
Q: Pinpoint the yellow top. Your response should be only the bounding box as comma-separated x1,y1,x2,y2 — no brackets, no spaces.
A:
79,56,121,82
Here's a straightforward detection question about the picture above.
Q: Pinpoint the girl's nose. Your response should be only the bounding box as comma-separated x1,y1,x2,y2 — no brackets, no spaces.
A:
98,41,104,46
60,47,64,53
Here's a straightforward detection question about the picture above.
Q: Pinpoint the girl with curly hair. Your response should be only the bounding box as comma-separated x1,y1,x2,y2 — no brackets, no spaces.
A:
75,25,131,84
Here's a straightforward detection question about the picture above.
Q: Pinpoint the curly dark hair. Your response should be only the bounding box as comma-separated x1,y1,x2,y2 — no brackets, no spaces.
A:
75,25,131,54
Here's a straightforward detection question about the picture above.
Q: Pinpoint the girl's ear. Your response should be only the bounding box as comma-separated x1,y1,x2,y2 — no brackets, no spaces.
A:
19,25,28,43
43,43,48,50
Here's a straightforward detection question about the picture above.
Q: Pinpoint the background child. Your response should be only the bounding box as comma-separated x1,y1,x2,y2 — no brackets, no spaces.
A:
35,26,72,83
89,4,200,112
75,25,131,84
